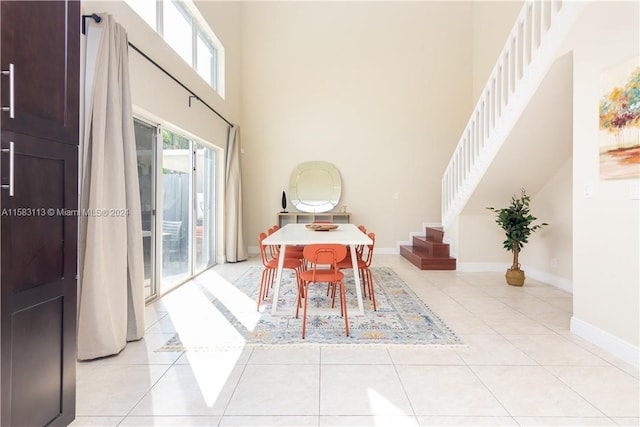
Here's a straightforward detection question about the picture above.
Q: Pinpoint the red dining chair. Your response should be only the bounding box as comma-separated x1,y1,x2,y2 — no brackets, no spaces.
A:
257,232,303,310
340,224,367,265
268,225,304,260
297,244,349,339
337,232,377,311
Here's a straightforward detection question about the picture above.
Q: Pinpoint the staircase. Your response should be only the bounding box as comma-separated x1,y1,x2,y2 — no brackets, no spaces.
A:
400,1,584,272
400,226,456,270
441,0,585,229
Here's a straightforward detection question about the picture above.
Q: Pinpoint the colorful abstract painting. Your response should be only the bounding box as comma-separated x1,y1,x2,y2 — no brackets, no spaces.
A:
599,57,640,179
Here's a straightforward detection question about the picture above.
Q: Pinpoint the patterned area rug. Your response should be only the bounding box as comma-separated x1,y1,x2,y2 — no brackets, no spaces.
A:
158,266,461,349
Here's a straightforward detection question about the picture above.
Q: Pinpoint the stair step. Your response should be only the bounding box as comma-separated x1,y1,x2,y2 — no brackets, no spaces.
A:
400,245,456,270
412,235,450,257
426,226,444,243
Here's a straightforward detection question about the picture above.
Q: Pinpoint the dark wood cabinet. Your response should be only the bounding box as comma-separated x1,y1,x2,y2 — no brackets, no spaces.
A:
1,1,79,426
0,1,79,145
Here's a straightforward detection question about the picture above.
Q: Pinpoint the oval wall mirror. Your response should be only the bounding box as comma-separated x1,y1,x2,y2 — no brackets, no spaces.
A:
289,161,342,213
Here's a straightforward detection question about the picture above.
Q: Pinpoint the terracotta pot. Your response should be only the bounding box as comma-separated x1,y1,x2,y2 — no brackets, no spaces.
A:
505,268,525,286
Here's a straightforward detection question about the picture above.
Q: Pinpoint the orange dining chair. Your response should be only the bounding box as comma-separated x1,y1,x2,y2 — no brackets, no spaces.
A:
267,226,304,260
337,232,377,311
297,244,349,339
355,224,368,260
257,232,303,310
332,224,367,278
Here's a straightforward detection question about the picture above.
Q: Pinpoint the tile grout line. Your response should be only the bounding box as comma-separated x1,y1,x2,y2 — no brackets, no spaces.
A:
115,350,186,427
387,346,420,426
216,348,254,425
463,359,519,424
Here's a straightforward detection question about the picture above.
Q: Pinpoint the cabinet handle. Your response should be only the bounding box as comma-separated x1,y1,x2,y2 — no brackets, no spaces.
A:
1,141,15,196
1,63,15,118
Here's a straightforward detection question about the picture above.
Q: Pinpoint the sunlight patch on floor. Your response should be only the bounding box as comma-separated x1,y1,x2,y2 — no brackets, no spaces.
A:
366,388,416,424
194,269,262,332
163,282,247,406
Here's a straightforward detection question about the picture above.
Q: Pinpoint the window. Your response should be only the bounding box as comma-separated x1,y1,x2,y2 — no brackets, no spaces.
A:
196,30,216,86
125,0,224,95
163,1,193,65
126,0,157,30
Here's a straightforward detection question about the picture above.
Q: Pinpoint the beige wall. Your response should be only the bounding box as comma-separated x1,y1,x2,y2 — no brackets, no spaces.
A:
456,154,573,292
240,1,474,250
525,157,573,287
457,213,505,265
471,0,523,101
568,1,639,349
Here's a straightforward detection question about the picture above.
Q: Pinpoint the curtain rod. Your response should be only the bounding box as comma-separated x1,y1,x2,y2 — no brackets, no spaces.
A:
82,14,234,128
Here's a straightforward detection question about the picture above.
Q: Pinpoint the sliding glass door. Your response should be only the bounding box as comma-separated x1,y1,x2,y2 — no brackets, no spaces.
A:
161,130,192,289
134,119,218,299
134,120,158,301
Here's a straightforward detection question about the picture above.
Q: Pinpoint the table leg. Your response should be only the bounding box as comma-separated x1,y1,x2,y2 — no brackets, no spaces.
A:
350,244,364,315
270,243,287,315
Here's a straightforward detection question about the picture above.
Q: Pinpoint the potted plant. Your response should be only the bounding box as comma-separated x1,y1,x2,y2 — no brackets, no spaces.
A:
486,189,548,286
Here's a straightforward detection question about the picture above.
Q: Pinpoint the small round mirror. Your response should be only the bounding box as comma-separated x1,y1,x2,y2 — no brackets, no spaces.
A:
289,161,342,213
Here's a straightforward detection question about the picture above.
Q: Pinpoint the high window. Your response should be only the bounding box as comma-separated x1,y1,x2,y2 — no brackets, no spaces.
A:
126,0,224,96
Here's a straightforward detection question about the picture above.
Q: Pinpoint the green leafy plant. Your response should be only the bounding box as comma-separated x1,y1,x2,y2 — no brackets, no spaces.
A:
486,189,548,272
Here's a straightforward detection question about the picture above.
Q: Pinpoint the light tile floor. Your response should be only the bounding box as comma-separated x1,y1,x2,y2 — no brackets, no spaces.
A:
71,255,639,427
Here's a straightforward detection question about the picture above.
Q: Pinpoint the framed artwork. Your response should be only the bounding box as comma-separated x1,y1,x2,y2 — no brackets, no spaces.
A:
599,57,640,179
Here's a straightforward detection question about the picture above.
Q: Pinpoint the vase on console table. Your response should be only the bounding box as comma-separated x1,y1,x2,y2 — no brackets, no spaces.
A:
281,191,288,213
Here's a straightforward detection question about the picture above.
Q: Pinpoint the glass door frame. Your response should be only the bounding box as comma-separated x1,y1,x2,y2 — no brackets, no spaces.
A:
133,116,160,302
193,143,216,274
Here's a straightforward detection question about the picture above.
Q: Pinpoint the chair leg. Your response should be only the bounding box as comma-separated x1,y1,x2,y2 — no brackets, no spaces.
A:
264,268,273,298
359,269,367,298
365,268,376,311
330,282,338,308
339,281,349,336
296,267,304,307
301,283,309,339
257,268,269,310
296,279,305,318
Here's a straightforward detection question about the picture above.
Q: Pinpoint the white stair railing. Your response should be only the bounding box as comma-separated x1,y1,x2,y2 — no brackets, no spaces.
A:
441,0,586,228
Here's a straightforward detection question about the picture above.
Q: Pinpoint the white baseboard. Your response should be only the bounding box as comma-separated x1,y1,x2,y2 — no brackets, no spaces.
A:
457,262,573,293
521,264,573,293
571,316,640,368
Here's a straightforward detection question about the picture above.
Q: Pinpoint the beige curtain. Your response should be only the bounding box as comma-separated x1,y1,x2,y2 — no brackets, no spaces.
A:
78,14,145,360
225,125,248,262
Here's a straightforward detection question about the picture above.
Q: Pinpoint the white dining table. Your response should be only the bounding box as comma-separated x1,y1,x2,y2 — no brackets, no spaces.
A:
262,223,373,316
